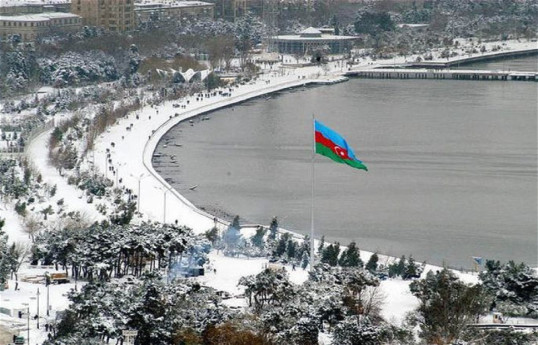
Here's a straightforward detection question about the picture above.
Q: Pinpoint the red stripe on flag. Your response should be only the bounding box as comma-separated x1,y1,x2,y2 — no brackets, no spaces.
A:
315,131,351,161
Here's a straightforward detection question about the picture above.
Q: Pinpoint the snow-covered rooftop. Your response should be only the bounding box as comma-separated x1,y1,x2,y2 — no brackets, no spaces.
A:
272,26,356,41
398,23,429,28
274,34,357,41
0,12,80,21
135,0,213,8
0,0,69,8
300,27,322,36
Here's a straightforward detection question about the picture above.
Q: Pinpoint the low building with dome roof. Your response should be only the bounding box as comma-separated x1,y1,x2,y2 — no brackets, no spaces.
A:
269,27,356,55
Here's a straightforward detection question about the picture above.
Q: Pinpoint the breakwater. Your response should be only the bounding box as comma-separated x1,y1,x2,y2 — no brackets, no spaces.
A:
346,68,536,81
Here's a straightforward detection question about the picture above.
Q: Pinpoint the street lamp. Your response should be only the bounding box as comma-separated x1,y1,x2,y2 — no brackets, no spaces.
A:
115,163,126,187
36,288,40,329
131,173,148,213
21,302,29,345
105,152,111,178
45,271,50,316
155,185,173,223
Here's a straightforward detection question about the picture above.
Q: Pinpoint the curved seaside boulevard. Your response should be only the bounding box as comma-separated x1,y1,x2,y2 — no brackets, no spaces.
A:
87,42,536,258
93,65,346,233
14,43,534,333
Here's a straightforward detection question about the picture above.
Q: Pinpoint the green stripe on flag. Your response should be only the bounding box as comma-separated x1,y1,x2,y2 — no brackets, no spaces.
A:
316,143,368,171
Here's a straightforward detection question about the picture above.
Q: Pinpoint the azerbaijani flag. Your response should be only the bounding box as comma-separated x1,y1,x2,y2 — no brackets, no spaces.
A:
315,120,367,171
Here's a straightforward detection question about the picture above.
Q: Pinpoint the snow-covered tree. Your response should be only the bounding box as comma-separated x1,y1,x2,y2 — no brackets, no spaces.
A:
409,268,490,344
479,260,538,317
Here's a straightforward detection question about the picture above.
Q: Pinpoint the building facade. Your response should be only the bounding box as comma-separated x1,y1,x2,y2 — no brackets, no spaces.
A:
71,0,135,31
0,0,70,15
135,1,214,23
209,0,247,21
270,27,356,55
0,12,81,41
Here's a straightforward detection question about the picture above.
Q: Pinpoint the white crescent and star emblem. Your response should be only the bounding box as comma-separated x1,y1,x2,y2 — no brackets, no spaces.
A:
334,146,347,158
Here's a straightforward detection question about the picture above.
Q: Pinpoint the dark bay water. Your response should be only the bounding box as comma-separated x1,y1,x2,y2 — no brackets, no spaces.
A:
155,74,537,269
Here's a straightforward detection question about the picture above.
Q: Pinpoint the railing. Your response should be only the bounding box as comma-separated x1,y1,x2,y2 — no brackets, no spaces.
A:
142,77,323,230
0,119,55,158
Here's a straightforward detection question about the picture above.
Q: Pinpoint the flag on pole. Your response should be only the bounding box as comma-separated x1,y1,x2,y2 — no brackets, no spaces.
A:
314,120,367,171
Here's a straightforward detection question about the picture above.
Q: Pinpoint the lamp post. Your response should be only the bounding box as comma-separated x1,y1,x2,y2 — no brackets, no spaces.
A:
105,153,111,178
45,272,50,316
36,288,40,329
131,173,148,213
155,185,172,223
163,188,171,223
22,302,29,345
115,163,126,186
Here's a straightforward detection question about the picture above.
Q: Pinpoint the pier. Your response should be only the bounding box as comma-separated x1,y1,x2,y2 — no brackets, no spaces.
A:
407,47,538,69
345,68,537,81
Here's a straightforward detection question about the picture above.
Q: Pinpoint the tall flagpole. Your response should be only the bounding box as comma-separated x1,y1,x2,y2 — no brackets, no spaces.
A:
310,115,315,271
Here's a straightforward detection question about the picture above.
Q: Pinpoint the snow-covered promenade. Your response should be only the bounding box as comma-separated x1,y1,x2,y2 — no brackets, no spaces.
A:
91,65,342,233
89,39,538,235
3,39,532,339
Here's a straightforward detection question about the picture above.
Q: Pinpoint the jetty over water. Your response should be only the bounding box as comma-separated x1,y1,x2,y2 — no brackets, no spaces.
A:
345,68,537,81
407,47,538,69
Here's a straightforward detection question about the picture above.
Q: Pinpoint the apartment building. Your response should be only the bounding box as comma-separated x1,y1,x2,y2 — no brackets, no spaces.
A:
135,0,214,23
0,12,81,41
72,0,135,31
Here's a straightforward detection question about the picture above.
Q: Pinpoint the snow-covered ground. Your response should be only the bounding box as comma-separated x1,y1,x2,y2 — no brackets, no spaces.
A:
1,39,535,342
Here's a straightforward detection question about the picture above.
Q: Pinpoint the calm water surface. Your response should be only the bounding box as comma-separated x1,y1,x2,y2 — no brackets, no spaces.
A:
155,62,537,269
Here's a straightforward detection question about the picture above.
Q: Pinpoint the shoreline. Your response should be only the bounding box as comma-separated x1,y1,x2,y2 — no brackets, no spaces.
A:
142,75,344,230
89,45,536,267
146,77,536,270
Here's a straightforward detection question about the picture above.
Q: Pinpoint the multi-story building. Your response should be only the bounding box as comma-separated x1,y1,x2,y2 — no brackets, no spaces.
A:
207,0,247,21
0,0,70,15
0,12,81,41
135,0,214,23
71,0,135,31
269,27,356,55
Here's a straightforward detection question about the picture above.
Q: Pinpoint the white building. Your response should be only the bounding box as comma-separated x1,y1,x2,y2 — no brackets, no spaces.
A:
0,12,81,41
269,27,357,55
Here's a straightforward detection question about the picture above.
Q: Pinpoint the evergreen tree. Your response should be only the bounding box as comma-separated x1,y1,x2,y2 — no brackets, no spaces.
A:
231,215,240,230
339,241,362,267
0,229,12,289
205,226,219,245
365,252,379,273
317,235,325,254
403,256,419,279
388,255,406,278
23,167,31,185
397,255,406,275
410,269,490,344
268,217,278,240
296,236,310,262
251,226,266,249
275,233,289,257
301,252,309,270
322,242,340,267
286,239,296,260
223,222,242,253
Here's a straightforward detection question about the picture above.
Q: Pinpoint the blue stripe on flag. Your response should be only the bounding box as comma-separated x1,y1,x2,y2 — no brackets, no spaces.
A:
315,120,360,161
